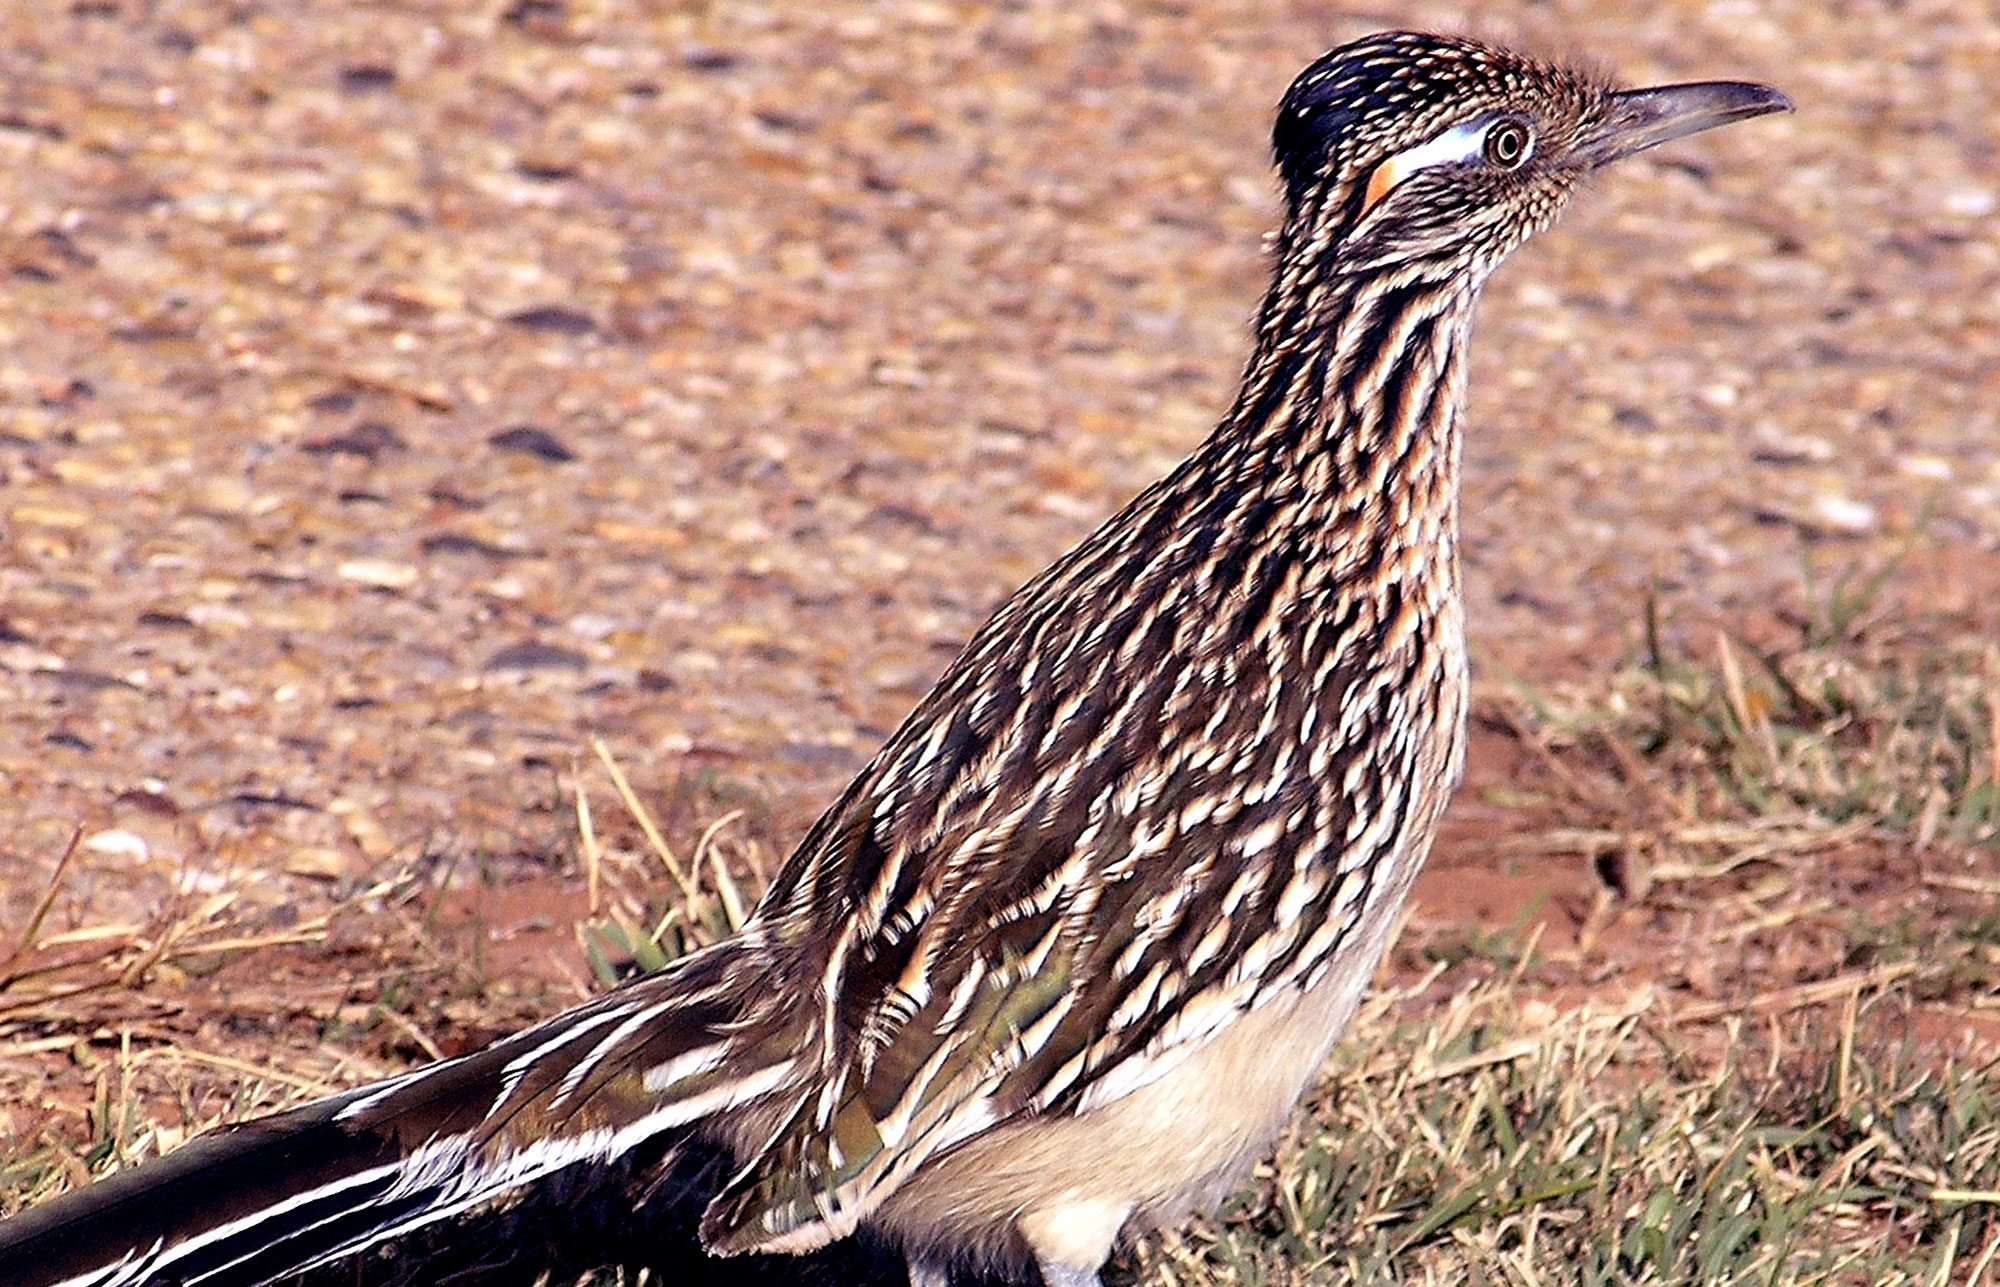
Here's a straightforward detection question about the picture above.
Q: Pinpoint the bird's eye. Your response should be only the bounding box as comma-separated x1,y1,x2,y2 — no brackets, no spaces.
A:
1483,119,1533,169
1360,115,1534,216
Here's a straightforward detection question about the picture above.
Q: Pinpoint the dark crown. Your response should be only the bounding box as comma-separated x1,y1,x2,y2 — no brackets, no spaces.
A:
1272,32,1598,205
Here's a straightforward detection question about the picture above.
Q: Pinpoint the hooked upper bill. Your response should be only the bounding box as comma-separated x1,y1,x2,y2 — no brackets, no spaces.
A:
1574,80,1793,169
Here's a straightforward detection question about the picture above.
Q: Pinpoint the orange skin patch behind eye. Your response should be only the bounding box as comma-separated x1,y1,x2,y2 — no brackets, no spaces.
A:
1355,119,1504,219
1361,160,1401,216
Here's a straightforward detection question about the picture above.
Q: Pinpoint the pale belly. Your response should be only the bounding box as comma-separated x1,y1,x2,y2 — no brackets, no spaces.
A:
872,881,1416,1276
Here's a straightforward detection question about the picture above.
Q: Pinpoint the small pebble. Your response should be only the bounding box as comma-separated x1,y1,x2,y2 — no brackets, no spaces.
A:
485,641,589,672
489,425,577,462
337,560,420,589
504,306,596,335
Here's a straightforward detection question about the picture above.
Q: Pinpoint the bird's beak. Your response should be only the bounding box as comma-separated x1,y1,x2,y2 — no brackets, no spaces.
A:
1574,81,1792,169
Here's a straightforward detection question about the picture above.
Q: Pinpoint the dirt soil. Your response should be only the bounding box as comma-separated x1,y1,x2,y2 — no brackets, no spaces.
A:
1,1,1996,1161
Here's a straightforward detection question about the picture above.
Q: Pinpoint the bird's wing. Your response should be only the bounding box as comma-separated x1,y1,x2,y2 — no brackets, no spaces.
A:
699,506,1398,1255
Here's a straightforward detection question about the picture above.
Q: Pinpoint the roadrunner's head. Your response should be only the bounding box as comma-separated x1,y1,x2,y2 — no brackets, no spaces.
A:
1273,31,1790,277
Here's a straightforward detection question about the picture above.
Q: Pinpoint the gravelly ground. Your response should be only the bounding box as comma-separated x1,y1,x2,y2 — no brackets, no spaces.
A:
0,0,1993,1055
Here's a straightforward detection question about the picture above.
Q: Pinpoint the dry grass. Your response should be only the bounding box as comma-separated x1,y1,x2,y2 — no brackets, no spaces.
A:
3,570,1997,1286
1509,547,1999,856
1139,978,2000,1286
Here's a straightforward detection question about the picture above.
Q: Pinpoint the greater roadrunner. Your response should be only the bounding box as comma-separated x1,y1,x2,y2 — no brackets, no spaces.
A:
0,31,1787,1287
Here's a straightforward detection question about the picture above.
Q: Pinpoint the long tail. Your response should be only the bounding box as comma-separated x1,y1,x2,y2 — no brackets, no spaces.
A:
0,945,910,1287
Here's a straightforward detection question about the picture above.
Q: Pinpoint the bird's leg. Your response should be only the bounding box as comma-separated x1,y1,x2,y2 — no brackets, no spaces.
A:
1037,1262,1104,1287
904,1255,1101,1287
908,1259,951,1287
1018,1198,1121,1287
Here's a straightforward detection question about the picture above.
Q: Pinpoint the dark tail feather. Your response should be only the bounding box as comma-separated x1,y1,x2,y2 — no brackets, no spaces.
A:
0,1044,515,1287
0,947,920,1287
0,1054,913,1287
1,1085,396,1287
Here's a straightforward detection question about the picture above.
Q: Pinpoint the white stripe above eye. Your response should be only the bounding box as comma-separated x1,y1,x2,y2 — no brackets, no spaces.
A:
1362,118,1510,213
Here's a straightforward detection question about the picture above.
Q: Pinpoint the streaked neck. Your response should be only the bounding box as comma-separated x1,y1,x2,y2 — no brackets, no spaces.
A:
1200,242,1480,572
